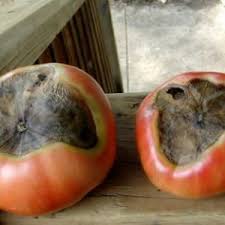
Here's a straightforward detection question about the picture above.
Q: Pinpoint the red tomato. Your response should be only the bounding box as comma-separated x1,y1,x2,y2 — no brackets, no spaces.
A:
0,63,116,215
136,72,225,198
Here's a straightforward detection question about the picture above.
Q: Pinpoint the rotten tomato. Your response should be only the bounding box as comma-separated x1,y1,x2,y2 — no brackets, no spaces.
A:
0,63,116,215
136,72,225,198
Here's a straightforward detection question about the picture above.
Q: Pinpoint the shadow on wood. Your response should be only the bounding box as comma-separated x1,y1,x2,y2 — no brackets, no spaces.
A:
37,0,123,93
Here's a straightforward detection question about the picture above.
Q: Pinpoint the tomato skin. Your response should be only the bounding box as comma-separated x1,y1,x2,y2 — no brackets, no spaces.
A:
0,63,116,216
136,72,225,198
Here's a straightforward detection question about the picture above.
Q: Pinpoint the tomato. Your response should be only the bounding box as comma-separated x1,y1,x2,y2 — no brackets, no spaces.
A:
136,72,225,198
0,63,116,215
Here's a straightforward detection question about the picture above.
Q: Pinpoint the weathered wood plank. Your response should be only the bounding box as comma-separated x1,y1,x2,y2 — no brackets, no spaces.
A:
88,0,114,92
0,0,85,75
35,0,123,93
94,0,123,93
51,34,68,64
1,92,225,224
61,25,79,66
38,47,54,64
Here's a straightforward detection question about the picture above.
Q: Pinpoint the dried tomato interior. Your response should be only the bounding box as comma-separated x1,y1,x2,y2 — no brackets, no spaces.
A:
0,66,97,156
155,79,225,165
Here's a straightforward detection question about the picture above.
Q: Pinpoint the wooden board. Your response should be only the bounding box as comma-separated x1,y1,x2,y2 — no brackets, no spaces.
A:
1,92,225,224
0,0,85,75
91,0,123,93
36,0,123,93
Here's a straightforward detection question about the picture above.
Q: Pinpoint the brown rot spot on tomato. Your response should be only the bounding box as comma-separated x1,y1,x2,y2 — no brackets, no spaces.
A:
167,87,185,100
0,65,97,156
32,74,47,87
38,74,47,81
155,79,225,165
